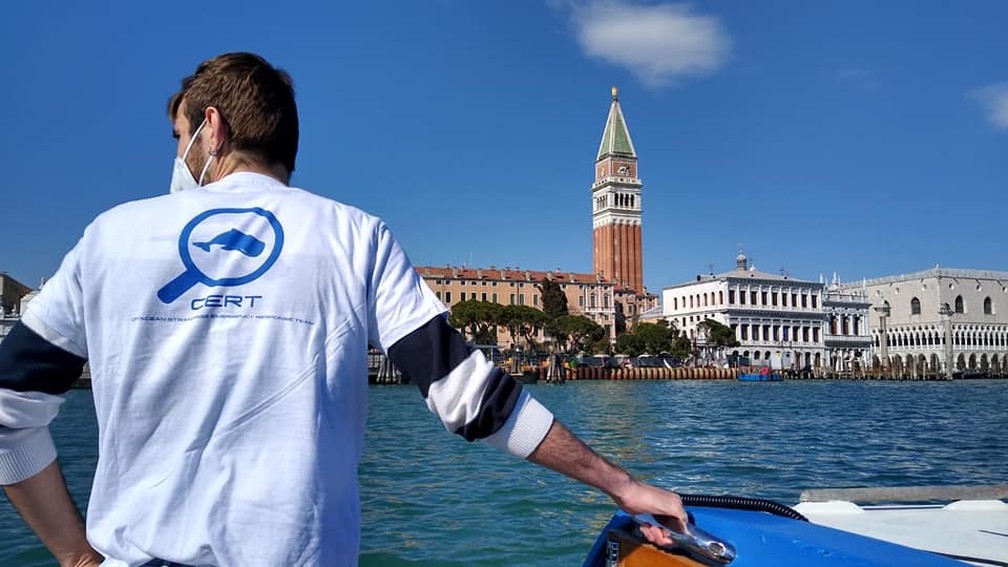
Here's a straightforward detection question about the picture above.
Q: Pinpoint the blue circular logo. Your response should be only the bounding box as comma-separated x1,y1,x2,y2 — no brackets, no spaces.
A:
157,207,284,304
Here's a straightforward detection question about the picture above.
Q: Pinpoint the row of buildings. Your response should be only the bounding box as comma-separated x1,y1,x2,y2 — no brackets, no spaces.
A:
3,88,1005,378
655,253,1008,377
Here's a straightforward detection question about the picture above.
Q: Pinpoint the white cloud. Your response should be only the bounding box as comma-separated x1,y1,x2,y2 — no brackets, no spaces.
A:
835,67,880,91
970,83,1008,130
569,1,731,88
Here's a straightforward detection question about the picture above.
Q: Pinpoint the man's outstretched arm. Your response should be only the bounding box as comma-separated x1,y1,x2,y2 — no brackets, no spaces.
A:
527,419,687,545
3,461,102,567
384,314,688,545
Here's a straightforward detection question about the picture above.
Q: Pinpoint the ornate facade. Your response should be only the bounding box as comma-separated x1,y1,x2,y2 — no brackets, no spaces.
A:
822,275,873,375
842,267,1008,377
661,251,830,370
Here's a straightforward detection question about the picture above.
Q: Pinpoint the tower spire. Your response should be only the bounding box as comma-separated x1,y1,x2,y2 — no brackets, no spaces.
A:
597,86,637,160
592,87,644,295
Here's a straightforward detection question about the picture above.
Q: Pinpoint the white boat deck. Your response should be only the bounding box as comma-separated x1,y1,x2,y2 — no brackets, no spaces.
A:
794,498,1008,566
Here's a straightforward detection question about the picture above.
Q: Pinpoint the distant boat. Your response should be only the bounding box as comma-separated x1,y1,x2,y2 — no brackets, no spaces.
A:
738,369,783,382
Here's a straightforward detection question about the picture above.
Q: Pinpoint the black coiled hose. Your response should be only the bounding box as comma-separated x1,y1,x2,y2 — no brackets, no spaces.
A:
679,493,809,522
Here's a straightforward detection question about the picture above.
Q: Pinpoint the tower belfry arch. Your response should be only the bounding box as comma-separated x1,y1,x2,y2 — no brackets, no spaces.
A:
592,86,644,294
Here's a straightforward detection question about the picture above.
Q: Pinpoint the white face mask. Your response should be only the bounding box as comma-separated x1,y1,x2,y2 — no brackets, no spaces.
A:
169,119,215,194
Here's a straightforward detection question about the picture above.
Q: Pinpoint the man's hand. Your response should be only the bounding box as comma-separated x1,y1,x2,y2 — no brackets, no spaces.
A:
610,479,688,547
526,420,689,548
60,552,103,567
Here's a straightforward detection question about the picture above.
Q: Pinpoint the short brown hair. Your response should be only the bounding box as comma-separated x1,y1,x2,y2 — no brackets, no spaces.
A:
168,52,299,173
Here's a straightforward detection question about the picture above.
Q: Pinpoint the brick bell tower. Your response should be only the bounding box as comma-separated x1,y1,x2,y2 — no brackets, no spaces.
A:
592,86,643,294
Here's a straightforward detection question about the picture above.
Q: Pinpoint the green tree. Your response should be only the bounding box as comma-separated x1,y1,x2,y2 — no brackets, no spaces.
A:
585,334,613,356
697,318,740,364
632,323,675,355
669,333,693,361
554,315,606,354
499,304,548,351
615,332,646,356
538,277,568,320
698,319,740,349
449,300,502,345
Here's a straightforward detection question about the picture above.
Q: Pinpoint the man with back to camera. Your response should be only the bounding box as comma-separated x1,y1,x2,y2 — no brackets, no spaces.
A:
0,52,686,566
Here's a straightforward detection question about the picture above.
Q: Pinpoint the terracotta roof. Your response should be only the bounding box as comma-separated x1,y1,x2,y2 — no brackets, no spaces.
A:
415,265,615,286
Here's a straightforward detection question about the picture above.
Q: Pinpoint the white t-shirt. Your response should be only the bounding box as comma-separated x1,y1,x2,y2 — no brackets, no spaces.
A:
12,172,502,565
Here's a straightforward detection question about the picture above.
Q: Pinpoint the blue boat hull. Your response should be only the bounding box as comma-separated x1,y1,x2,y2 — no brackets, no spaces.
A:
583,507,964,566
738,373,782,381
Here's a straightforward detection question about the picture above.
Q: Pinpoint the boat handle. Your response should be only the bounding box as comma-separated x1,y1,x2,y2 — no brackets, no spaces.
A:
633,513,737,566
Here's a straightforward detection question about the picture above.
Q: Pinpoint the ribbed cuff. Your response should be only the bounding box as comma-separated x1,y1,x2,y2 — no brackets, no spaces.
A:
0,428,57,484
483,390,554,459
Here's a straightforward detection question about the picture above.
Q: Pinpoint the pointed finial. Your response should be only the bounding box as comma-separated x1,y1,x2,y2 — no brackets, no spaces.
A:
611,86,618,100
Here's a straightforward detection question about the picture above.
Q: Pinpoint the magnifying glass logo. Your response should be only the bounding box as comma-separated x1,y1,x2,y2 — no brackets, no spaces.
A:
157,207,284,304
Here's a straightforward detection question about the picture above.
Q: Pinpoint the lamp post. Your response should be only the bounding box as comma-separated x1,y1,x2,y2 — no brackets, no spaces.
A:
874,303,891,377
939,302,953,380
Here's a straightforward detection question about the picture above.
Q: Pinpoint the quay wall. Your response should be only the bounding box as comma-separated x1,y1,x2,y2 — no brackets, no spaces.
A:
70,364,1005,388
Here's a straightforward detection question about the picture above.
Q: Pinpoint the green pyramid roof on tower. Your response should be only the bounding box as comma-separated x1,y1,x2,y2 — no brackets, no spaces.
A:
597,86,637,160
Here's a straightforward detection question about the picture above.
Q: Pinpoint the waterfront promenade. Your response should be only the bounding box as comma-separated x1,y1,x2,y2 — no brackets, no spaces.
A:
70,361,1003,389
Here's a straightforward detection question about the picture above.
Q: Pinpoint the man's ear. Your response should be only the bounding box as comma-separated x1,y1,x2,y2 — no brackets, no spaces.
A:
204,106,228,155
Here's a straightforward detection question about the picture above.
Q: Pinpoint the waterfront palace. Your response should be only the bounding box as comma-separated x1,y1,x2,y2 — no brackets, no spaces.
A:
840,267,1008,377
655,256,1008,376
654,250,873,375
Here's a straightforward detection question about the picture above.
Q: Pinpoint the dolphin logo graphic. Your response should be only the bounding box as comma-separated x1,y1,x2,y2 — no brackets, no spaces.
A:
192,228,265,257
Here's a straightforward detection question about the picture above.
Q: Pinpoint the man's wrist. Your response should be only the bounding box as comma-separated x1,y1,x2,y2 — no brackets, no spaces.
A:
604,467,637,502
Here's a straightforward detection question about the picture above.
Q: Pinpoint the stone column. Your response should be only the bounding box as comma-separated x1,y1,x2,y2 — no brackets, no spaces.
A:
940,303,953,380
874,304,890,376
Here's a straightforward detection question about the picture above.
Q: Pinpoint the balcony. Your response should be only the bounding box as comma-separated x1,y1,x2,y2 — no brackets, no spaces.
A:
824,334,873,348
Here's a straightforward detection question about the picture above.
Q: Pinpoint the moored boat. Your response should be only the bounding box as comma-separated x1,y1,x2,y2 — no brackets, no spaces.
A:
737,368,782,382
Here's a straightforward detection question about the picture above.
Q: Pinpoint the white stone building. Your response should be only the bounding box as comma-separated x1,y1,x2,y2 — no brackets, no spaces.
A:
842,267,1008,377
822,275,873,375
661,251,828,371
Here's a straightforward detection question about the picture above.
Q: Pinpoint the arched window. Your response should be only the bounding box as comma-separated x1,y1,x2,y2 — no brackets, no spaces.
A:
955,295,964,314
984,296,993,315
910,297,921,315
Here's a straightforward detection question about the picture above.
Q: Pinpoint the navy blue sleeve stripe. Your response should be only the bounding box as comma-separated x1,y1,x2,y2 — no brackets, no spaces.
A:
387,314,473,398
453,365,522,442
387,315,523,441
0,321,86,395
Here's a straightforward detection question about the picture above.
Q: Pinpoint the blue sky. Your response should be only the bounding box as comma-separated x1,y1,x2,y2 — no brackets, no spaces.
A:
2,1,1005,295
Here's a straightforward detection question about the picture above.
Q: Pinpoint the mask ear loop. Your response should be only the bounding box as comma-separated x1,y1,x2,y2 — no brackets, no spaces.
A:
182,119,207,161
199,142,226,185
198,152,216,185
